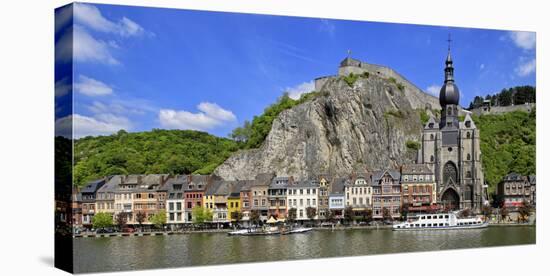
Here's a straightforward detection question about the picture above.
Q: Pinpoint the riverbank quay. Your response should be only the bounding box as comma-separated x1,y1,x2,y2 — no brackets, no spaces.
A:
74,222,537,238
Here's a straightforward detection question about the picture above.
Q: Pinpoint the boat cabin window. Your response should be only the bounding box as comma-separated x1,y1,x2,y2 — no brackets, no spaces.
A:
445,223,449,226
439,223,443,226
439,215,444,219
427,223,432,227
421,224,426,227
445,215,449,218
427,215,431,219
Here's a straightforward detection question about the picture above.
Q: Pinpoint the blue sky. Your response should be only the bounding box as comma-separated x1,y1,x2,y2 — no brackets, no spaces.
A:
55,3,536,138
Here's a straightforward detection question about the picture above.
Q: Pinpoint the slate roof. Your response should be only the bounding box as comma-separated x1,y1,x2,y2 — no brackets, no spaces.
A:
371,169,401,185
97,175,121,193
401,164,433,175
529,175,536,185
185,175,214,192
503,172,525,182
81,178,107,194
289,179,320,189
270,176,292,189
329,178,347,196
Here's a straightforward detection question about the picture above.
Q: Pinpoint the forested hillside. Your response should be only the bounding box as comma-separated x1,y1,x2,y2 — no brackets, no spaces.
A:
472,110,536,194
73,129,240,187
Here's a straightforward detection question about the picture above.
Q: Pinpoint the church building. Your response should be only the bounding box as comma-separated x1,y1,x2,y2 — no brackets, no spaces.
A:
418,46,485,212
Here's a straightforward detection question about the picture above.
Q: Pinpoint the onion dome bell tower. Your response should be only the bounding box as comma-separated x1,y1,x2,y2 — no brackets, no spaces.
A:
439,37,460,130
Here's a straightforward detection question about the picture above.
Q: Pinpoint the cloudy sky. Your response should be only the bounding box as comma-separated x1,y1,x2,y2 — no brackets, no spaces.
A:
55,3,536,138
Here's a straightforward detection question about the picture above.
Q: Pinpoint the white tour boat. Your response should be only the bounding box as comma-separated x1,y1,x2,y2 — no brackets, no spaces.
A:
393,212,488,231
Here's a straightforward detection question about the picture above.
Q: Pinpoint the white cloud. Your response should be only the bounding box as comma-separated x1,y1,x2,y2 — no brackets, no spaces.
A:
479,63,485,70
74,3,146,37
516,58,536,77
55,113,132,138
74,25,120,65
87,100,146,115
508,31,536,50
285,81,315,100
319,19,335,36
159,102,237,131
75,75,113,96
425,84,440,96
55,77,71,97
197,102,237,121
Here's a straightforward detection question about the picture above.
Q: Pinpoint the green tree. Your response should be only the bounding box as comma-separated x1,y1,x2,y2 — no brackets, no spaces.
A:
115,213,127,230
192,206,213,224
306,207,317,223
382,207,393,222
287,208,297,224
500,206,509,223
150,210,167,229
231,211,243,224
400,205,409,221
92,212,113,229
344,206,354,225
481,205,493,221
249,210,261,225
326,209,336,223
518,200,533,223
136,211,146,230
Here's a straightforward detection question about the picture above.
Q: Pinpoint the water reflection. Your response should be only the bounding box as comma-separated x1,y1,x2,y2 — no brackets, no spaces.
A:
74,226,535,273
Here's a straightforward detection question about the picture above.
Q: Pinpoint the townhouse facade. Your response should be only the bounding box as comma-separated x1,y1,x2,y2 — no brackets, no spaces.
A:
165,176,186,227
287,180,319,221
268,177,291,219
497,173,534,208
400,164,437,213
183,175,212,222
329,178,346,219
317,175,332,219
344,172,372,213
74,170,536,229
250,173,273,222
371,170,401,219
81,178,107,227
239,180,253,223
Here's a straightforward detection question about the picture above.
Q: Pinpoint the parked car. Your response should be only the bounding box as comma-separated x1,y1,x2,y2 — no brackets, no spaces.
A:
122,227,135,233
96,228,115,234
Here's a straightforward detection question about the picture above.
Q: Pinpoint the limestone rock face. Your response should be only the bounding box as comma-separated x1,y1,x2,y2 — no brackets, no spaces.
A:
214,75,433,180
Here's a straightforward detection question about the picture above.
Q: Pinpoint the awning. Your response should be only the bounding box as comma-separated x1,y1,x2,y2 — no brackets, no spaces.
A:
266,216,277,224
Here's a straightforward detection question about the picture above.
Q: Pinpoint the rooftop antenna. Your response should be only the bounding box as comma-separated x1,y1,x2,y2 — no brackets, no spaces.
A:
347,49,352,58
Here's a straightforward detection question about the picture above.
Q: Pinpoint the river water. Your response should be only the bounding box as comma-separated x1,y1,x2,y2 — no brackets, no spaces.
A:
73,226,535,273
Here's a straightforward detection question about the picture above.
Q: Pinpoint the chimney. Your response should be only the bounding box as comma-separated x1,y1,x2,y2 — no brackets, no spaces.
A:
137,175,142,184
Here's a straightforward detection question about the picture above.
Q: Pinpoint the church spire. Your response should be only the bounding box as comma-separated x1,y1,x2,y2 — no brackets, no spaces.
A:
444,34,454,83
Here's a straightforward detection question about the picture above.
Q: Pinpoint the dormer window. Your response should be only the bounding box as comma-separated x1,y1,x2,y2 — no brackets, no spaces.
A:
428,123,434,129
465,121,471,128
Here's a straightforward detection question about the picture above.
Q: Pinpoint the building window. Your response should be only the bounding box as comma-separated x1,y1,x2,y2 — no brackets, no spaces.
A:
466,132,471,139
443,161,458,184
467,153,471,161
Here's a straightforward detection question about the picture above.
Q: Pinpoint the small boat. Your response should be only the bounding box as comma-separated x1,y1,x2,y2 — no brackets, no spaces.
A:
283,227,313,235
393,212,488,231
228,226,280,236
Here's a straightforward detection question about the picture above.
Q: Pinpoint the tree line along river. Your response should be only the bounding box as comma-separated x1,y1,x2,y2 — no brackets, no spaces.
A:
74,225,535,273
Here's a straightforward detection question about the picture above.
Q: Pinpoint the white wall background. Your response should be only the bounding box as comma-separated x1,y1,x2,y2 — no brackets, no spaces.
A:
0,0,547,275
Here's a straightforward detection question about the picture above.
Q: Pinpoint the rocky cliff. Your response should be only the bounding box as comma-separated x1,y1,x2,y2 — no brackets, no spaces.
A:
214,74,435,180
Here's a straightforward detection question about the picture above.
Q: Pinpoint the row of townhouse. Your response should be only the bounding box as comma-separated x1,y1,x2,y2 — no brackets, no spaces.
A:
497,173,536,208
70,164,443,228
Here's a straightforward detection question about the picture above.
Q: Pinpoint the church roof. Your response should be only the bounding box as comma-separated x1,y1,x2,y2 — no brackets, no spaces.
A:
424,116,438,130
439,48,460,106
460,113,477,129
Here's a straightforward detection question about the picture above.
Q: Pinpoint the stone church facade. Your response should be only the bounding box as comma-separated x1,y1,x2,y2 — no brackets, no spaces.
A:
418,49,485,212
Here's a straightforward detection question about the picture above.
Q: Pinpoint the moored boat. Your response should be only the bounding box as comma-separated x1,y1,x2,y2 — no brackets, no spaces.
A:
393,212,488,231
282,227,313,235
